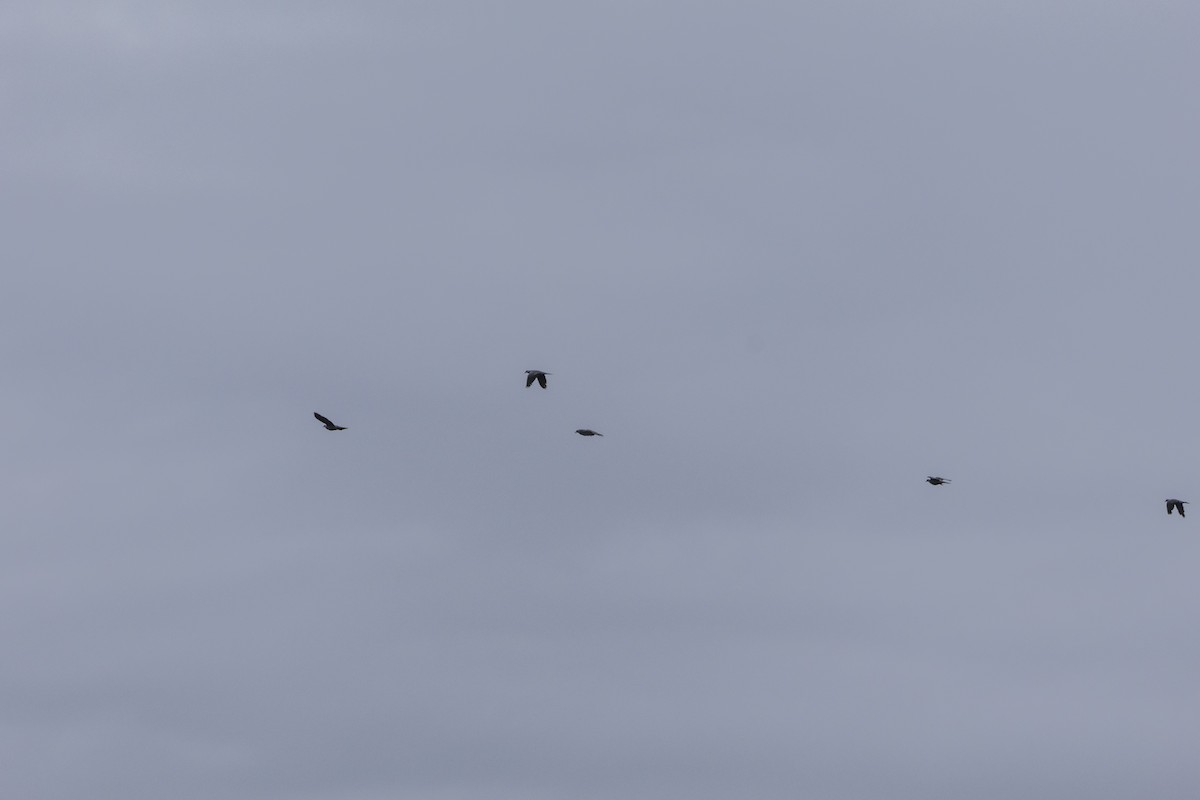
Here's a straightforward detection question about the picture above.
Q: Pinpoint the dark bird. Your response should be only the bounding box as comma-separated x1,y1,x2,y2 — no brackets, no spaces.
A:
313,412,347,431
1166,499,1188,517
525,370,550,388
926,476,950,486
575,429,603,437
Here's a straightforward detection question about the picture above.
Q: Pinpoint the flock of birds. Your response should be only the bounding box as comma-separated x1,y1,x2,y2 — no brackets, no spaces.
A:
923,477,1188,517
313,370,605,441
314,371,1189,519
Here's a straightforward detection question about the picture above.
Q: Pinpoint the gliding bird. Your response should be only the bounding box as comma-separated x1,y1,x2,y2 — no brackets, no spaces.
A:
313,412,347,431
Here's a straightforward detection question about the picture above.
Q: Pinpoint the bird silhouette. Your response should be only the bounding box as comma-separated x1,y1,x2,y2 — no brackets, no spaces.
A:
926,476,950,486
525,370,550,388
575,429,603,437
313,412,347,431
1166,499,1188,517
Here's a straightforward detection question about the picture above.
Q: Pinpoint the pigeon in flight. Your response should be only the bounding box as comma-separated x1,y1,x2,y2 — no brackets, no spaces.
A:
525,370,550,388
575,429,603,437
313,412,347,431
926,476,950,486
1166,499,1188,517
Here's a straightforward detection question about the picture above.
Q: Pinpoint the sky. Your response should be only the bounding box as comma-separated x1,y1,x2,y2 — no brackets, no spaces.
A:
2,1,1199,797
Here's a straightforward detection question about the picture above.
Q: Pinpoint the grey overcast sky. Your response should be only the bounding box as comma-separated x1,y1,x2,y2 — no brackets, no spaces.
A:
3,1,1199,798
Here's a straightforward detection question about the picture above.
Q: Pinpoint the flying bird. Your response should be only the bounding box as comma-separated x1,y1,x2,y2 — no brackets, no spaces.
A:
1166,499,1188,517
525,370,550,388
313,412,347,431
926,476,950,486
575,429,603,437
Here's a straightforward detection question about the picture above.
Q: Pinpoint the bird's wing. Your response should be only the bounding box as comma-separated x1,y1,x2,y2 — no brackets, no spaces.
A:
1168,501,1176,515
526,373,535,387
1181,505,1187,518
537,373,547,388
314,412,334,427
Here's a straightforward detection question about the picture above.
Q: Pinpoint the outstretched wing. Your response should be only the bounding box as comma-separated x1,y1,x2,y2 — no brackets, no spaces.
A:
1180,504,1186,518
1167,501,1176,515
526,373,535,387
314,412,335,428
537,373,547,388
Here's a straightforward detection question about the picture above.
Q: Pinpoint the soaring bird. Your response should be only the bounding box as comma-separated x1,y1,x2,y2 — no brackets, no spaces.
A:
313,412,347,431
926,476,950,486
575,429,603,437
525,370,550,388
1166,499,1188,517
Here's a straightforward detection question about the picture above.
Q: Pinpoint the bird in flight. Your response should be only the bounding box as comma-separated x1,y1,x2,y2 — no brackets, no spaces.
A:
926,476,950,486
1166,499,1188,517
525,370,550,388
313,412,347,431
575,429,603,437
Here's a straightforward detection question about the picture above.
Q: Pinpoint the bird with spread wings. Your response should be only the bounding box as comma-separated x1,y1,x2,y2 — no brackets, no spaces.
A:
313,412,347,431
